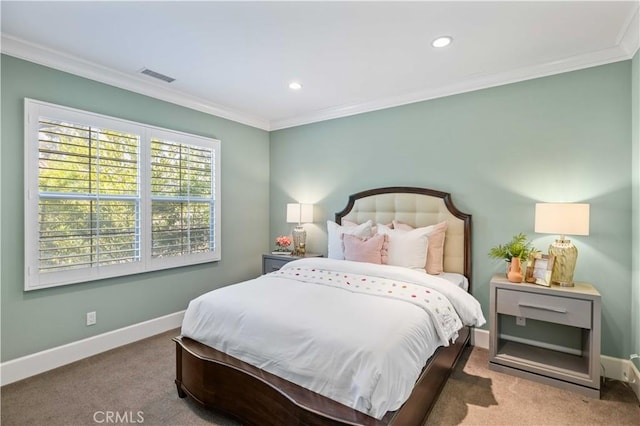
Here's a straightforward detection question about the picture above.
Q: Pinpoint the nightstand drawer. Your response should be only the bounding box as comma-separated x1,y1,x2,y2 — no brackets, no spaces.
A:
496,288,592,329
263,257,289,273
262,253,322,274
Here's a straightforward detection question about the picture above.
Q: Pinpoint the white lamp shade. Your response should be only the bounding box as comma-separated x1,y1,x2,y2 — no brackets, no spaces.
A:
534,203,590,236
286,203,313,224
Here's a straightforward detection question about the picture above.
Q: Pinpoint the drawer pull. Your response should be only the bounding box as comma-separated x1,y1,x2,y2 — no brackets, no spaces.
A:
518,303,567,314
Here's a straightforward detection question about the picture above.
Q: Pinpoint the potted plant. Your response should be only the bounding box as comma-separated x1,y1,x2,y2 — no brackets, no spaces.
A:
488,233,538,279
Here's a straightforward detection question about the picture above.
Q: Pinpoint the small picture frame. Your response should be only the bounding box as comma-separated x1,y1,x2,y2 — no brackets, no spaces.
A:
525,253,555,286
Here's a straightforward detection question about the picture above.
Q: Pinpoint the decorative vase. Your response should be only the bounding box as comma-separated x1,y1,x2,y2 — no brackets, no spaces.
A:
507,257,523,283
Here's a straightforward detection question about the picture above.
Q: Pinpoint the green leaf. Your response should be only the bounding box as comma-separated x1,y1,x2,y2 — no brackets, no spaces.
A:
488,233,537,261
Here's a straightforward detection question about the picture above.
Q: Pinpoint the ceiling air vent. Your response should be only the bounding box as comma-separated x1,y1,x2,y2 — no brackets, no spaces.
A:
140,68,175,83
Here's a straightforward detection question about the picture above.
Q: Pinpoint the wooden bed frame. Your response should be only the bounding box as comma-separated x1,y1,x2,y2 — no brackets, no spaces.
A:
174,186,473,426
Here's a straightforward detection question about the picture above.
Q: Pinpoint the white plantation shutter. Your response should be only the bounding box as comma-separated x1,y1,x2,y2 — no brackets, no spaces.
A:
37,118,141,273
150,138,216,257
25,99,221,290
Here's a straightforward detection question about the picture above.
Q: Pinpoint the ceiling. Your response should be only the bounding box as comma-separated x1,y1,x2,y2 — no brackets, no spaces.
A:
2,1,639,131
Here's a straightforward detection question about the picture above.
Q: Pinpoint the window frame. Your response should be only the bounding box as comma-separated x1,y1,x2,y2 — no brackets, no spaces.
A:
24,99,221,291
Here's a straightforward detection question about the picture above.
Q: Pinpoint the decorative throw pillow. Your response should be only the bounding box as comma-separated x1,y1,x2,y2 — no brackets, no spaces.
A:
376,224,429,272
342,233,389,264
342,219,359,227
342,219,391,235
327,220,373,259
393,220,448,274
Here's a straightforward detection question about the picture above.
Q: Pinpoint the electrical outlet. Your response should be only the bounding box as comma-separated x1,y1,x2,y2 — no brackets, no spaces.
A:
516,316,526,326
86,311,96,326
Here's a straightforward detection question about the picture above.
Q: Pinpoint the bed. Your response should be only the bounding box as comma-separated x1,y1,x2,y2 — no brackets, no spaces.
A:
174,186,484,425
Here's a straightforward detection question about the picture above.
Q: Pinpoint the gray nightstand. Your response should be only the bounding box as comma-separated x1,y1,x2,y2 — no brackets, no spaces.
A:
489,274,601,398
262,253,322,274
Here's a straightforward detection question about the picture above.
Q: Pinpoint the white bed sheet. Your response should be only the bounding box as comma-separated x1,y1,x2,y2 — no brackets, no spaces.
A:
438,272,469,291
181,258,485,419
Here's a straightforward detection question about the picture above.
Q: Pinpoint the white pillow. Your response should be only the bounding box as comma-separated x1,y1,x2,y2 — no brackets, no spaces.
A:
327,220,373,259
376,224,429,272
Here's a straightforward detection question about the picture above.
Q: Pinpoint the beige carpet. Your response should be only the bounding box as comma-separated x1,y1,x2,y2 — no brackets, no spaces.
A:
429,347,639,425
1,329,638,425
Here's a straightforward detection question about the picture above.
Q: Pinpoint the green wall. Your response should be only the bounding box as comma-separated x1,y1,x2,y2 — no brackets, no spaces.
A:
270,61,633,359
2,53,636,363
0,55,270,361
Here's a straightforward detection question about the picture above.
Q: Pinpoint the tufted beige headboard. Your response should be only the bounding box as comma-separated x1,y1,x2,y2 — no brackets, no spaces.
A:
335,186,472,290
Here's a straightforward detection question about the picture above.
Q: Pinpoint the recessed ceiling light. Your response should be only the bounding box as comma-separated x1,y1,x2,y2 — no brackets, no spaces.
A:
432,36,453,48
289,82,302,90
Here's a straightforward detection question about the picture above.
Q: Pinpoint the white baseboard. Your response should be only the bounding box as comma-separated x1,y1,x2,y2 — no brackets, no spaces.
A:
472,327,640,400
601,355,640,401
603,354,640,401
471,327,490,349
627,361,640,401
0,310,184,386
1,319,637,403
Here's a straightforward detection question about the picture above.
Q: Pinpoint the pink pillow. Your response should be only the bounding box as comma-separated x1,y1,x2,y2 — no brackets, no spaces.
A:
342,233,389,264
392,220,448,274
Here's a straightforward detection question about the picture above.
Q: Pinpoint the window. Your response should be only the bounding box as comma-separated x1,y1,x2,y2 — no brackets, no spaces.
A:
25,99,221,290
150,137,214,258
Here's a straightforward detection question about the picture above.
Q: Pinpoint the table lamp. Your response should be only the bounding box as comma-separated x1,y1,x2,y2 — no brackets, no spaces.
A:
534,203,590,287
286,203,313,256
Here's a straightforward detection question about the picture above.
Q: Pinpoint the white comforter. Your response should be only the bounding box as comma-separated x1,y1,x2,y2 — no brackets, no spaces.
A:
181,258,485,419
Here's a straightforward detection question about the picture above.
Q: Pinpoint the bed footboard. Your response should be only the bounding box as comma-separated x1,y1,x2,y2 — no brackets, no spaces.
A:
174,336,383,425
173,326,470,426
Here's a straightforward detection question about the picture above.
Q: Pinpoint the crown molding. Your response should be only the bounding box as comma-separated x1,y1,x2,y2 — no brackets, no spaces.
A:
272,6,639,131
618,5,640,58
0,34,271,131
271,40,637,131
3,24,638,134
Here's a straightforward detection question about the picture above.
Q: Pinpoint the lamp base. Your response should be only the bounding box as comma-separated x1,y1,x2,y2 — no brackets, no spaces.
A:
548,238,578,287
291,226,307,257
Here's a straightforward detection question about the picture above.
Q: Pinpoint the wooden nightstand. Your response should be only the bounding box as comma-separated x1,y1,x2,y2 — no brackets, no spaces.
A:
262,253,322,274
489,274,601,398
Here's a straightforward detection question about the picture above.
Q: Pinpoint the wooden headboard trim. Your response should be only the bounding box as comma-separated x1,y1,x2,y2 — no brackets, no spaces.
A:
335,186,472,291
